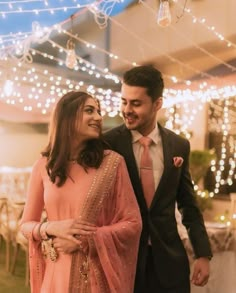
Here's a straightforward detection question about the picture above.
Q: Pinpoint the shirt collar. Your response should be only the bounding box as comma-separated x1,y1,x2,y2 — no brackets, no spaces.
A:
131,124,161,145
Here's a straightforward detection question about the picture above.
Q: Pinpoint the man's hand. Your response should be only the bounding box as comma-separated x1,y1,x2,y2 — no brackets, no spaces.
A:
191,257,210,286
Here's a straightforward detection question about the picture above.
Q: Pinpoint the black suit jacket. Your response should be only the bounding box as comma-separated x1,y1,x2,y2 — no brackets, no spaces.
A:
104,123,212,290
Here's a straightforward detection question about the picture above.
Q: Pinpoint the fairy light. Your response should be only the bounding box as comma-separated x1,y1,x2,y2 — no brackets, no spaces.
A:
192,180,215,200
45,38,121,83
0,59,122,116
0,0,235,187
164,85,236,108
111,6,215,84
3,79,14,96
164,91,236,198
0,5,81,15
0,0,123,31
176,1,236,51
208,97,236,194
164,96,206,139
140,0,236,74
1,6,224,88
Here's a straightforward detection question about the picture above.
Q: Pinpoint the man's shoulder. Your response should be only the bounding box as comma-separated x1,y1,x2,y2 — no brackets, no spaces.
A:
103,124,129,150
159,124,189,145
103,124,126,137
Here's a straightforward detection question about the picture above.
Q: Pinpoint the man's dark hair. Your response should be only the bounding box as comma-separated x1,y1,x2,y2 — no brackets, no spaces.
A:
123,65,164,102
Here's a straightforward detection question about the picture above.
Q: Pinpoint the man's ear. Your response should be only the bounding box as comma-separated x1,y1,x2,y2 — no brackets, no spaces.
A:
154,97,163,111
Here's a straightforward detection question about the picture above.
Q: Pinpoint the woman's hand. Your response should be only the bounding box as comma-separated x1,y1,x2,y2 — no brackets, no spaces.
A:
52,235,89,254
46,219,97,244
52,237,79,254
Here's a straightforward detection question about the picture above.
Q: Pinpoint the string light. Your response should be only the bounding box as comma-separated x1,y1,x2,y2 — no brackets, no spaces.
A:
0,6,81,15
45,39,121,83
163,90,235,199
2,1,233,89
140,0,236,79
3,79,14,96
0,60,122,117
0,0,121,29
175,1,236,51
0,0,234,200
1,55,235,122
208,97,236,194
0,1,45,3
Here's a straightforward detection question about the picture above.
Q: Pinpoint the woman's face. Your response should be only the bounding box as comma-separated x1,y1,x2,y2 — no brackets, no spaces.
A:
76,97,102,144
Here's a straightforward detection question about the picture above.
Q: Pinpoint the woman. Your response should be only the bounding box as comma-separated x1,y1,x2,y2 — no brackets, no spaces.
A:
20,91,142,293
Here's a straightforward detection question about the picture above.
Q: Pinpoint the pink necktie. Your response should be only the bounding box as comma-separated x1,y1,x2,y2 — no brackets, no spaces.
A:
139,137,155,208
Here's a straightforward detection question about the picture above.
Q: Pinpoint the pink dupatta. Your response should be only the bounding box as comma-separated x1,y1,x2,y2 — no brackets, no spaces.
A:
27,151,142,293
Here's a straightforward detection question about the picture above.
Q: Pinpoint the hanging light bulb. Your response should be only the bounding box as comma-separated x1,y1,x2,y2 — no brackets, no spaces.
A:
65,39,78,69
157,0,171,27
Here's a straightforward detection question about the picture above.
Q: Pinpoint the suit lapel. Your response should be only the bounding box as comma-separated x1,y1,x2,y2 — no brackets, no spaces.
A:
117,126,148,209
150,124,174,209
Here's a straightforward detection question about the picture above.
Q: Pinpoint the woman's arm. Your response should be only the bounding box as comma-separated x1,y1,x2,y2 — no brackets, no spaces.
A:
20,158,45,241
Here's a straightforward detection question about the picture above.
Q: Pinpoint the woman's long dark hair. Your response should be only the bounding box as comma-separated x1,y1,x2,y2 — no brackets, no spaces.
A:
41,91,105,187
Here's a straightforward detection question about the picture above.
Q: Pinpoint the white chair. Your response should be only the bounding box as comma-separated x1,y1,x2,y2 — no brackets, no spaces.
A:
0,197,12,271
0,198,29,286
8,200,29,286
230,193,236,229
11,225,29,286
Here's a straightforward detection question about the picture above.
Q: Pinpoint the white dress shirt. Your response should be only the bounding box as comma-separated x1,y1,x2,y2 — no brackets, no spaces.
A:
131,125,164,191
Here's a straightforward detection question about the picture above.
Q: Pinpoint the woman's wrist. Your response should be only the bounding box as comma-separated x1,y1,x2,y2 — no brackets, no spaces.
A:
40,221,51,240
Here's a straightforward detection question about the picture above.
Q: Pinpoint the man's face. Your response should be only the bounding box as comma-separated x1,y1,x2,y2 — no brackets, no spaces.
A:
121,83,162,136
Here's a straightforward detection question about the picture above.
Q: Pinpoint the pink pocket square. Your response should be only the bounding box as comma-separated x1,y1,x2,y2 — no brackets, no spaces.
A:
173,156,184,168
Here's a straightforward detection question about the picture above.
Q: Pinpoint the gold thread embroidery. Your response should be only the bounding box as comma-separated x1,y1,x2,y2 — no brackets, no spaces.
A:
69,151,120,293
41,239,58,262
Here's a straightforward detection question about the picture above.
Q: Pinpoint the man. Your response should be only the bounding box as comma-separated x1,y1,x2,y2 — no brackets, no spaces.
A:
104,65,212,293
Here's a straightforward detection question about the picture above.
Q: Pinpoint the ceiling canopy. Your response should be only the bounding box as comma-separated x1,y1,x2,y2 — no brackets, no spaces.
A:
0,0,135,37
0,0,235,123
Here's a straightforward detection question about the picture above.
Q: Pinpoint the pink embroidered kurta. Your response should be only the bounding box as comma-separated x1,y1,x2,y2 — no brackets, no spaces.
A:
20,150,142,293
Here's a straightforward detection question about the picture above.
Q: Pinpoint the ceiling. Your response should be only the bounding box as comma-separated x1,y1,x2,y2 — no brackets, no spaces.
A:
0,0,135,36
0,0,236,123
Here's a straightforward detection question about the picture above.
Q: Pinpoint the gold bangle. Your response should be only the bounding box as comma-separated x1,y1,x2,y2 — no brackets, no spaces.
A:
40,221,51,241
37,221,45,241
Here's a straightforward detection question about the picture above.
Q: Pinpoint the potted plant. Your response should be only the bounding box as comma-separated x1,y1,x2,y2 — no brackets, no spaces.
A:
189,149,216,212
